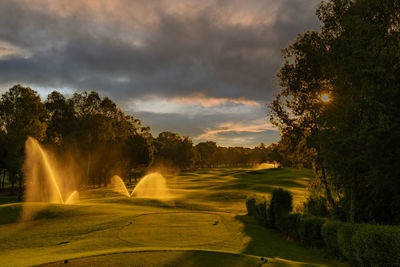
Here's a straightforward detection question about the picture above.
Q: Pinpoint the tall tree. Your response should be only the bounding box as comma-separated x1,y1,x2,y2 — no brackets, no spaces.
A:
0,85,48,198
270,0,400,223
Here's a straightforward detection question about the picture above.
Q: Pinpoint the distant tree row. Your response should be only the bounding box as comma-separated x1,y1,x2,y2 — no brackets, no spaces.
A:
0,85,277,198
270,0,400,224
154,137,276,170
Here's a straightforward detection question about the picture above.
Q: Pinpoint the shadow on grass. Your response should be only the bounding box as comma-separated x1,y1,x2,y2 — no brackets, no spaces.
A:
165,251,259,267
236,215,348,266
41,251,259,267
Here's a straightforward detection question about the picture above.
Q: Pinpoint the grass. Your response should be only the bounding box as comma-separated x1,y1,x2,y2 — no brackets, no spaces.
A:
0,167,348,266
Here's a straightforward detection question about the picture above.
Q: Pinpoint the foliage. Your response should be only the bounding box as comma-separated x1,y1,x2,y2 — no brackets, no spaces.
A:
297,215,326,247
337,223,360,264
245,187,400,266
0,85,280,192
321,220,344,257
303,193,329,217
245,195,257,216
0,85,48,197
246,194,270,226
352,225,400,267
286,213,301,239
270,0,400,224
270,188,292,228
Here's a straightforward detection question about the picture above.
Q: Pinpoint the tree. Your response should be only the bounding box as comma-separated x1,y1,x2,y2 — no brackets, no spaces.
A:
0,85,48,198
195,141,218,168
270,0,400,223
153,132,196,170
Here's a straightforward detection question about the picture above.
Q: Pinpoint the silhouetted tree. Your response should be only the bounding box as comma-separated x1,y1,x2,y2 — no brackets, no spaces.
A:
271,0,400,224
0,85,48,198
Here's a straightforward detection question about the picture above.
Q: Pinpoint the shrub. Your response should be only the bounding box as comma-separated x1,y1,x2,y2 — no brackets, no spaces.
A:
246,194,270,226
287,213,301,239
275,213,289,234
297,215,326,247
303,194,329,217
254,195,270,226
246,195,257,216
337,223,360,264
352,225,400,267
270,188,292,227
321,220,344,257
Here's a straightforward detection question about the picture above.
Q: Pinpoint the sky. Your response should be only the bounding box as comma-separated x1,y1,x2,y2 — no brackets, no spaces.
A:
0,0,321,147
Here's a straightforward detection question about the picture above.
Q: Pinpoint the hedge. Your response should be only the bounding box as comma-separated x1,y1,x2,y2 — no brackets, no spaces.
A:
287,212,301,239
297,215,326,247
352,225,400,266
321,220,343,257
246,190,400,266
246,194,270,226
245,195,256,216
270,188,292,228
337,223,360,264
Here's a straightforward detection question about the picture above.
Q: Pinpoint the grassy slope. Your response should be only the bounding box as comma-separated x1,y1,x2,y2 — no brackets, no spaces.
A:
0,168,347,266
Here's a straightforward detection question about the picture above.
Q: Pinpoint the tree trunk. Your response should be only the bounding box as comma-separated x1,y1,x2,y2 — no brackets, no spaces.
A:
320,165,335,207
103,169,107,187
10,172,15,195
87,152,91,183
1,169,5,190
349,177,356,223
18,173,23,201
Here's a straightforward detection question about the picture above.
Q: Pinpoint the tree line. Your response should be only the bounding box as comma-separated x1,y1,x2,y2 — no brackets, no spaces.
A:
270,0,400,224
0,85,279,199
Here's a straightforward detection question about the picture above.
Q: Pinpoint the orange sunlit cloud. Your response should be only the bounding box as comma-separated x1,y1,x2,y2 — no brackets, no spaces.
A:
195,119,275,140
21,0,278,27
170,93,261,108
127,94,262,114
0,41,29,59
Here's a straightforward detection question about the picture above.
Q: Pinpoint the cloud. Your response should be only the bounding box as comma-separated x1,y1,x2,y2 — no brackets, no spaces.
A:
0,0,320,101
0,41,30,60
0,0,319,146
123,94,261,117
170,93,260,108
196,119,274,139
134,102,280,147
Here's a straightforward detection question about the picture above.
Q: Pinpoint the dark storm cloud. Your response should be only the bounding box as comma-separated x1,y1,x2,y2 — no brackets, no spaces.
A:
0,0,321,101
0,0,321,146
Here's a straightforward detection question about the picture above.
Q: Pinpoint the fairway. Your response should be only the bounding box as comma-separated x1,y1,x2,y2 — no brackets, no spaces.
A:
0,168,347,266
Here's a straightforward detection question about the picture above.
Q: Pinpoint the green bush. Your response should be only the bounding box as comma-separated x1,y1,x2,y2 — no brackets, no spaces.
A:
303,194,329,217
246,194,270,226
254,195,270,226
352,225,400,267
246,195,257,216
275,213,289,234
321,220,343,257
270,188,292,227
287,213,301,239
297,215,326,247
337,223,360,264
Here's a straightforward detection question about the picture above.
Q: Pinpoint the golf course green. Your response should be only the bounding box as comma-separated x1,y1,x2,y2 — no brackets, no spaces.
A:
0,168,348,266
